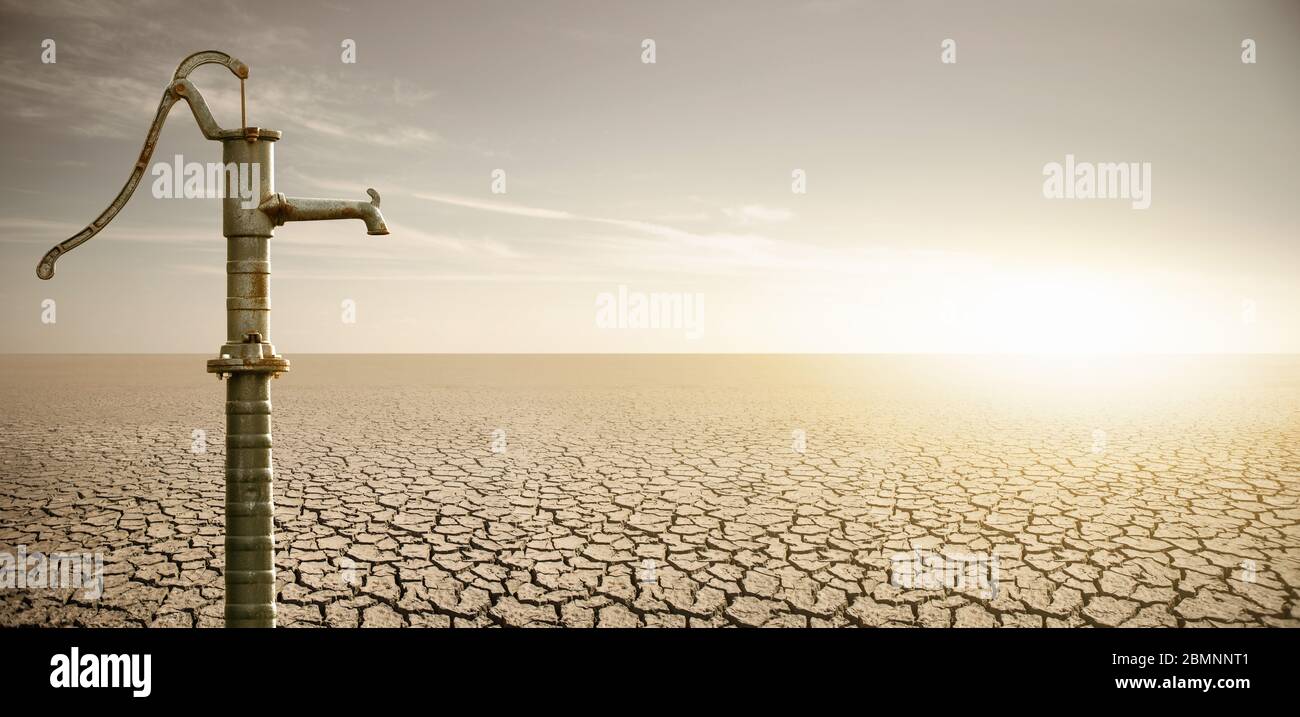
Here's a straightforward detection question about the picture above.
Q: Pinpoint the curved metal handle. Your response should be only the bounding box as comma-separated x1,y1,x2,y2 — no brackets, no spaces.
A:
173,50,248,83
36,51,248,280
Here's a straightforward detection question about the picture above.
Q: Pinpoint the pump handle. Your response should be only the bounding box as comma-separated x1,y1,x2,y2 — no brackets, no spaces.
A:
36,51,248,279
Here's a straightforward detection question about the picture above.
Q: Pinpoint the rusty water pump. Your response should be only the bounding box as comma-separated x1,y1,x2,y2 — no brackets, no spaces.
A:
36,50,390,627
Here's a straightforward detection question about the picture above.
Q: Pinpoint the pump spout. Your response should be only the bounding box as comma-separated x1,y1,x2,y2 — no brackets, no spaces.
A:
260,187,389,235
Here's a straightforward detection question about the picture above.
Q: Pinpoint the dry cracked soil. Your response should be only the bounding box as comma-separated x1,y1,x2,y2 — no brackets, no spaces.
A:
1,355,1297,628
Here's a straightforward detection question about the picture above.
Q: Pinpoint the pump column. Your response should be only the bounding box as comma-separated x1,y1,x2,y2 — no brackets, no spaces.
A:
207,129,288,628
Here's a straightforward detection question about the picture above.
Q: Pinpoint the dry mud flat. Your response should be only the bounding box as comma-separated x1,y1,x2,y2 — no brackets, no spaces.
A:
0,355,1297,627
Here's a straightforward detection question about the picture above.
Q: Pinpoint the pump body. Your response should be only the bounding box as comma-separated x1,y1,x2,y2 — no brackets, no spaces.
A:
209,133,284,628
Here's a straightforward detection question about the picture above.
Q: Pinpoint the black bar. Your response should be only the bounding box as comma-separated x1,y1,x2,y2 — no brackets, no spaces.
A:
2,627,1288,704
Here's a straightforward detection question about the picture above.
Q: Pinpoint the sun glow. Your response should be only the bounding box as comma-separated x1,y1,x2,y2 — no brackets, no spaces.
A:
810,260,1243,355
948,271,1182,354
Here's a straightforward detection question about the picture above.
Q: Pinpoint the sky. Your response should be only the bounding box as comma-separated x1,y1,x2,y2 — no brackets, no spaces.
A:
0,0,1296,353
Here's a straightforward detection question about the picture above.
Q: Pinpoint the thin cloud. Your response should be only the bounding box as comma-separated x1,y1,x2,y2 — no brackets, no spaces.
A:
413,192,576,220
722,204,794,224
408,189,942,280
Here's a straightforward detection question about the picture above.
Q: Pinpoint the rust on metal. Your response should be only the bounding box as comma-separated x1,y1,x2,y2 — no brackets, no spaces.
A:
35,51,248,280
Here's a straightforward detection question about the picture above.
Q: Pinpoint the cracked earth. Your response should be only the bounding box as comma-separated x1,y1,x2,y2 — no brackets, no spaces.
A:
1,355,1297,627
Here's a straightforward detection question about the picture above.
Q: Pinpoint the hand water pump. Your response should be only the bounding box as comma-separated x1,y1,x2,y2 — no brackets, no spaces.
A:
36,50,390,627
